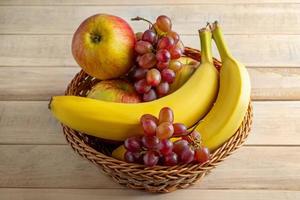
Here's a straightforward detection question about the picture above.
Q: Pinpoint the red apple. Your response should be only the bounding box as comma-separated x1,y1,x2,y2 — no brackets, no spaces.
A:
87,79,141,103
72,14,136,80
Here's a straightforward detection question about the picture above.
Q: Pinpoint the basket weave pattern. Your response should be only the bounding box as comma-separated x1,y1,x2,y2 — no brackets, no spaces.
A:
62,47,253,193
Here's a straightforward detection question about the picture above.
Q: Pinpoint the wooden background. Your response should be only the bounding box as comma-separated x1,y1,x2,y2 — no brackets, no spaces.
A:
0,0,299,199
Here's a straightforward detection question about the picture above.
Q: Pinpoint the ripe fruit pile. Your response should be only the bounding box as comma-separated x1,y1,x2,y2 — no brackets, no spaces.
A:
50,14,251,168
130,16,185,101
124,107,210,166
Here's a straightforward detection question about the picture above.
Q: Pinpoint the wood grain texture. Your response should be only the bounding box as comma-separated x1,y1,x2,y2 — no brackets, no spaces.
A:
0,1,299,196
0,67,299,100
0,101,64,145
0,4,300,34
0,145,299,190
1,34,300,68
1,101,299,145
1,0,298,6
0,189,299,200
0,67,77,101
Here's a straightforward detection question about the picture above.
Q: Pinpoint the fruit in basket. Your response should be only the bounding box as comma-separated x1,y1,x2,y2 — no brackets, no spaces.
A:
195,22,251,151
155,15,172,32
178,56,200,66
49,26,219,141
112,145,126,161
131,15,186,101
87,80,141,103
72,14,135,80
121,107,211,166
169,57,199,93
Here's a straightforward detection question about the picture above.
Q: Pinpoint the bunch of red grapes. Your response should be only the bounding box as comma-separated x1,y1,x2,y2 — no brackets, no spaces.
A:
130,15,184,102
124,107,210,167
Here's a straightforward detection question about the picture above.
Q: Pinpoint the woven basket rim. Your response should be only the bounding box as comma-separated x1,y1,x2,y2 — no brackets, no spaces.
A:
60,47,253,192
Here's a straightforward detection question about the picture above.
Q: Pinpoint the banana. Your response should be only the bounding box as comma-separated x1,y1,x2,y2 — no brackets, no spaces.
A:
112,145,126,161
169,57,199,93
49,29,219,141
195,22,251,151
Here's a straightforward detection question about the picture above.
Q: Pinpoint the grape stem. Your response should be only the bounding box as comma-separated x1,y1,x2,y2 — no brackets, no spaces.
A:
131,16,154,26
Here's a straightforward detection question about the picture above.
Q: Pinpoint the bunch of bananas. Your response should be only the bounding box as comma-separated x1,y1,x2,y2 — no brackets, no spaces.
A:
49,22,251,151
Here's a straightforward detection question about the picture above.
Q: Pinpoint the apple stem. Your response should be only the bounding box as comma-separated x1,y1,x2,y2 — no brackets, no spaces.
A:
131,16,153,26
90,33,101,43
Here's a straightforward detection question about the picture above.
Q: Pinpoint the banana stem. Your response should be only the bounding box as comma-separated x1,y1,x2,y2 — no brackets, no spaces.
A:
211,21,232,61
199,27,213,64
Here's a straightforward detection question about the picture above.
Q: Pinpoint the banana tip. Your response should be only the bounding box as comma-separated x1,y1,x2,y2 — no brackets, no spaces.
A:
210,21,219,31
198,25,211,33
48,97,53,110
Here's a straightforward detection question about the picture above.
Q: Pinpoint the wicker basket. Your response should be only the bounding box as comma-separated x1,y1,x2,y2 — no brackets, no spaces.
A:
62,47,253,193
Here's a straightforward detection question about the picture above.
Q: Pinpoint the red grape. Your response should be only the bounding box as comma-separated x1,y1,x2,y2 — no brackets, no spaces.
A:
134,79,151,94
167,31,180,44
194,147,210,164
159,139,173,155
135,32,143,41
159,107,174,123
125,151,135,163
164,152,178,166
142,29,157,44
180,147,195,164
138,53,157,69
161,69,175,84
176,40,185,53
169,60,182,72
156,82,170,96
173,123,187,137
133,152,143,164
157,61,169,71
124,137,141,152
146,68,161,86
169,46,182,59
190,130,201,141
131,68,148,81
143,151,159,167
156,15,172,32
140,114,158,125
135,40,153,55
183,130,201,143
156,122,174,139
157,36,175,50
156,49,171,63
141,118,157,136
136,55,141,63
141,135,160,150
173,139,189,155
143,89,157,102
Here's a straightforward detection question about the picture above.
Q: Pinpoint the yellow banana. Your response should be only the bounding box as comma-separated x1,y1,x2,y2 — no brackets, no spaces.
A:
195,22,251,151
169,57,199,93
49,29,218,141
112,145,126,161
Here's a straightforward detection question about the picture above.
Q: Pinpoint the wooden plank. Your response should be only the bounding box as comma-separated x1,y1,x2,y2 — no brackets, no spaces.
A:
0,67,77,101
0,145,299,189
0,67,299,101
0,101,64,145
0,5,300,34
1,34,300,68
0,0,298,6
247,101,300,145
0,188,299,200
1,101,299,145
